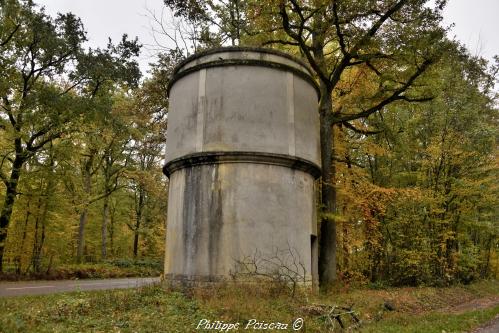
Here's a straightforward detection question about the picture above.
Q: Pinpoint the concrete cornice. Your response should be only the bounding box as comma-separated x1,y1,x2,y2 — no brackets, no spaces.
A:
163,151,322,179
173,46,314,76
167,47,320,98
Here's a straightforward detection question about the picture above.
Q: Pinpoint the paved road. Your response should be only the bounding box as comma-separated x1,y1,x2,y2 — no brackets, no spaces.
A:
0,277,160,297
473,315,499,333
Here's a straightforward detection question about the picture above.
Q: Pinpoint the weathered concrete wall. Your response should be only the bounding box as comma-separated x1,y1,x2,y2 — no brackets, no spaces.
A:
164,47,320,285
165,163,316,281
166,49,320,165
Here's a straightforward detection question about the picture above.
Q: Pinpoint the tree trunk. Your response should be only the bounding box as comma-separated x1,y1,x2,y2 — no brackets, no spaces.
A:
133,208,141,257
32,192,50,273
133,229,139,258
133,186,145,258
109,201,115,256
77,159,92,263
77,208,88,263
32,161,55,273
343,218,349,271
31,218,47,274
31,197,42,273
309,27,338,287
15,201,31,274
318,93,337,286
0,154,25,272
101,194,109,259
481,235,493,278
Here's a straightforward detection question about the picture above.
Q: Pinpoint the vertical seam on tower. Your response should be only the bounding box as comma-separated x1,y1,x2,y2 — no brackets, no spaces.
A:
287,72,296,156
196,69,207,152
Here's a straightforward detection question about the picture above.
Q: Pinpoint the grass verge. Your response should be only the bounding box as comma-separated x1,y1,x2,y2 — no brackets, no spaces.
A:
0,279,497,332
362,306,499,333
0,259,162,281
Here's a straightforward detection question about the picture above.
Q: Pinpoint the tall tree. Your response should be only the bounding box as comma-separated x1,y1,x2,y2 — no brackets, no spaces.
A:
100,129,130,260
245,0,447,286
333,44,498,285
124,58,169,257
0,0,141,268
0,0,86,271
164,0,247,48
71,33,141,263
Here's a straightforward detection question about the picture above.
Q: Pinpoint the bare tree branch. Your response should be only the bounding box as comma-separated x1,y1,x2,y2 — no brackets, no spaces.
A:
279,2,330,85
0,23,20,47
338,58,434,122
342,121,383,135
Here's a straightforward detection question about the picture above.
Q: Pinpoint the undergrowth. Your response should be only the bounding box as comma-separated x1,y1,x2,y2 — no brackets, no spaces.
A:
0,279,497,332
0,258,162,281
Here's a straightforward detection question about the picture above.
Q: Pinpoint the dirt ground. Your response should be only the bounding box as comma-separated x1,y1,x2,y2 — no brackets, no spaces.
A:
441,295,499,314
440,295,499,333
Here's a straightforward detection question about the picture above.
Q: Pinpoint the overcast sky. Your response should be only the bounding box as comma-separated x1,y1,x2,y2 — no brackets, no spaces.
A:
34,0,499,75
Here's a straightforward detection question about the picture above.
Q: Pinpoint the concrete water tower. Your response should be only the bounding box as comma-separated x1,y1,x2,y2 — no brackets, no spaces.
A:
163,47,320,285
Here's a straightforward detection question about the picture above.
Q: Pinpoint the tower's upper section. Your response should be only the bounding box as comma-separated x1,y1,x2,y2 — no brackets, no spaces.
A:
165,47,321,171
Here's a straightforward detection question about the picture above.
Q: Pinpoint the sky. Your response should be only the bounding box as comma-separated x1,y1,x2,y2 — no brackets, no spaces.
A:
34,0,499,75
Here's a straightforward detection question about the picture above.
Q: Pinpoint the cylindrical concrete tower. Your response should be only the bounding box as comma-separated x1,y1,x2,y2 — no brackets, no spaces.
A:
163,47,320,285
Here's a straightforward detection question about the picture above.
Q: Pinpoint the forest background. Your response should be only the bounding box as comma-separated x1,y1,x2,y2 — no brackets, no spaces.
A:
0,0,497,288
